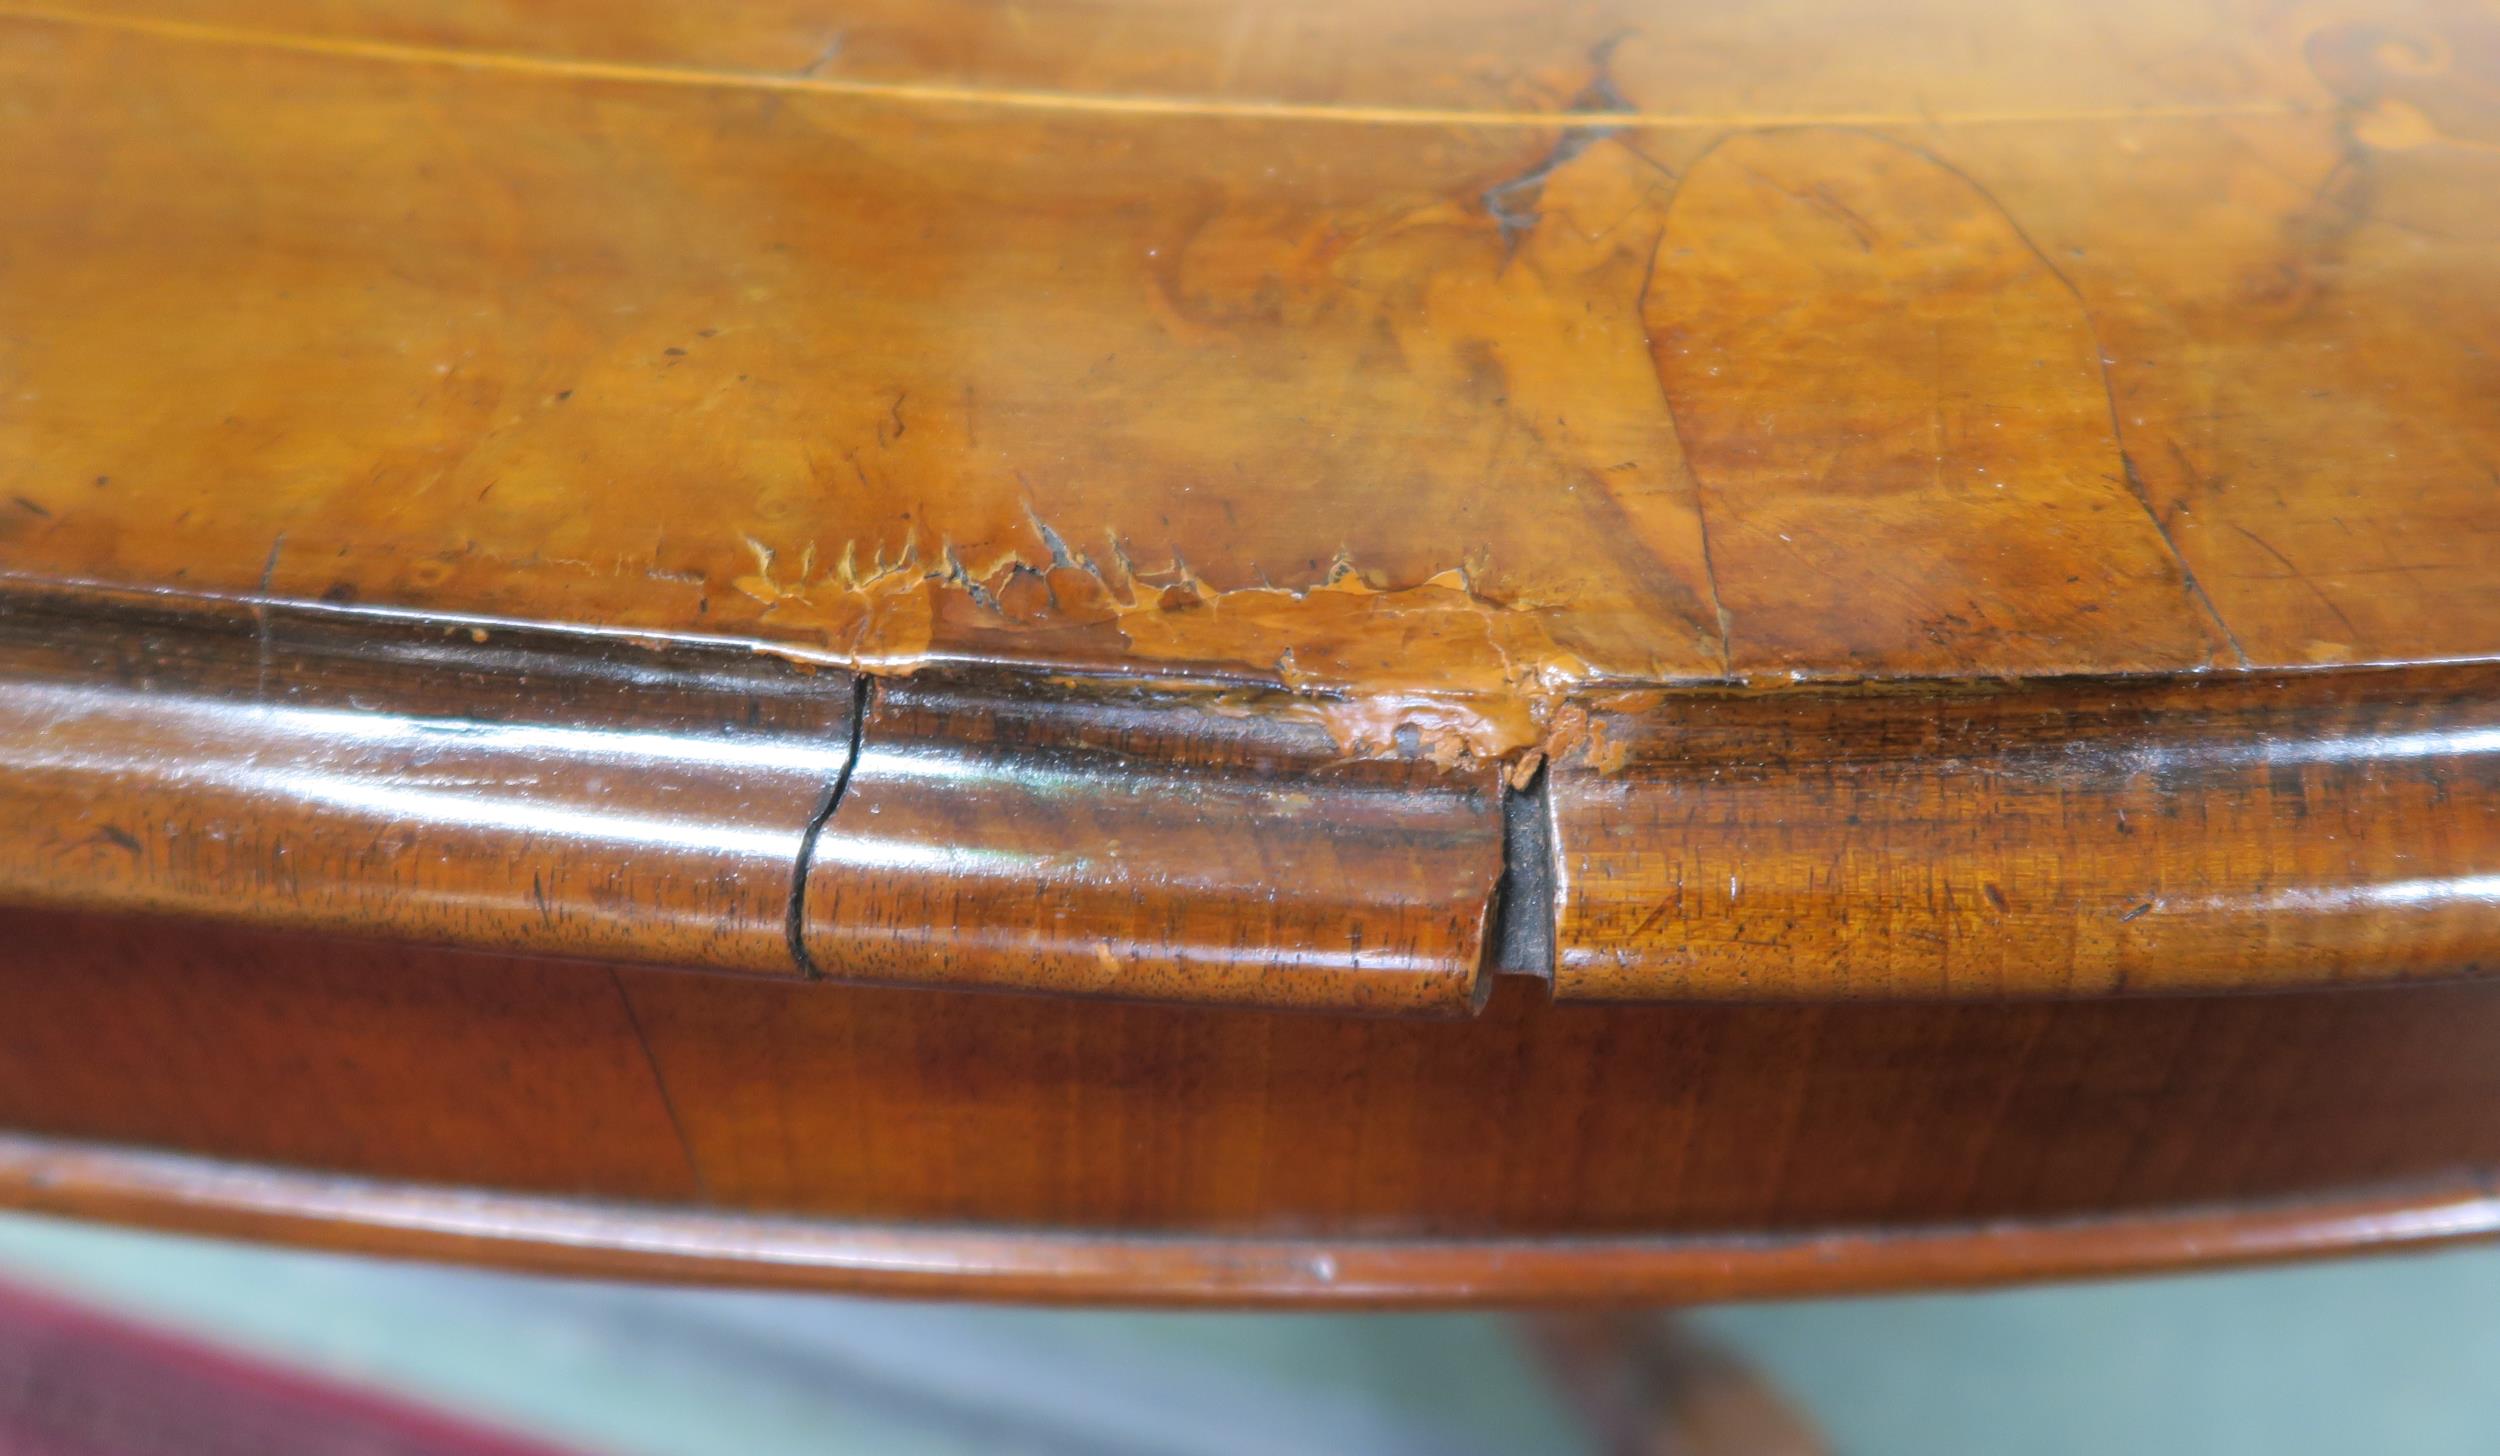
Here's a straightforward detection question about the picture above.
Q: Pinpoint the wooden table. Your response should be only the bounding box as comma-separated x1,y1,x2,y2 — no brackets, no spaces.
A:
0,0,2496,1306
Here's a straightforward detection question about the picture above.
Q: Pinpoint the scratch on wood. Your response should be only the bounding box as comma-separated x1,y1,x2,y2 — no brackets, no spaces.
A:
0,4,2319,132
2229,523,2360,640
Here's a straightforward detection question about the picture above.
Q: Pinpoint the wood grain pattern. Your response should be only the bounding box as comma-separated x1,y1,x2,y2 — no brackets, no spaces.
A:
0,585,1506,1009
3,0,2500,1296
13,907,2500,1238
0,0,2493,760
0,584,854,975
0,0,2345,114
0,913,701,1199
14,584,2498,1006
5,905,2500,1298
1643,128,2237,675
802,676,1503,1011
1549,668,2500,999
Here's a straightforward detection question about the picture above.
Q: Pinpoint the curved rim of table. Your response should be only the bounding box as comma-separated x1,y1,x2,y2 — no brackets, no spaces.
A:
4,1135,2496,1307
5,581,2500,1303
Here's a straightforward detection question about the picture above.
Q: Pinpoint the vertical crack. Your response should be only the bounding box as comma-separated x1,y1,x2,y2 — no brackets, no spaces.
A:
1489,759,1557,981
786,674,870,979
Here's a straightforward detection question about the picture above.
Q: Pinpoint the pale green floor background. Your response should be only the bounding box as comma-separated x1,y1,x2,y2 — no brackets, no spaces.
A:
2,1210,2497,1454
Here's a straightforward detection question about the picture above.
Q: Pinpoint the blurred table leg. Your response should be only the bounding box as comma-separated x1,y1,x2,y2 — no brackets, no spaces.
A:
1518,1312,1827,1456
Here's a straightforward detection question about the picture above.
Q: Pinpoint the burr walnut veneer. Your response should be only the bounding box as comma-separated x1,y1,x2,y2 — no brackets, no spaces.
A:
2,0,2499,1301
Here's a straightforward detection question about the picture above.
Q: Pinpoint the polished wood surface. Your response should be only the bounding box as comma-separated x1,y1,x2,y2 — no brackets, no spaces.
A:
4,584,2495,1007
0,584,1507,1009
1552,668,2500,999
14,1132,2499,1307
4,0,2497,723
6,907,2500,1301
3,0,2500,1297
0,584,852,975
15,908,2500,1227
803,675,1503,1011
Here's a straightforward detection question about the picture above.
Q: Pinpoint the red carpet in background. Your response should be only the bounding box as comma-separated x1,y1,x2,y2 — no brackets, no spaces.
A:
0,1276,596,1456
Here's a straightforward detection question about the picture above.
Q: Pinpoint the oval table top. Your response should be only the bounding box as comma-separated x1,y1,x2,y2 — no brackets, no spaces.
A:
4,0,2497,728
